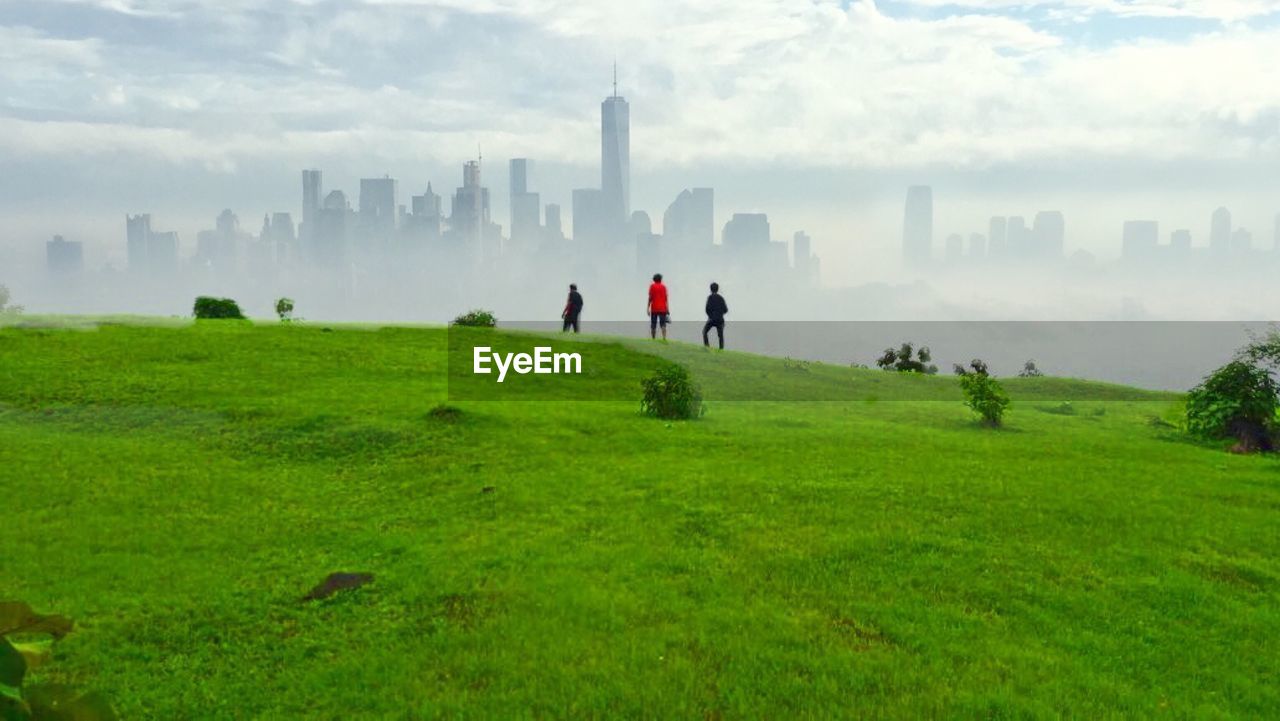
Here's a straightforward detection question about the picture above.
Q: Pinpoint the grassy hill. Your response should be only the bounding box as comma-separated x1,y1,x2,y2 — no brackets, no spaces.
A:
2,320,1277,718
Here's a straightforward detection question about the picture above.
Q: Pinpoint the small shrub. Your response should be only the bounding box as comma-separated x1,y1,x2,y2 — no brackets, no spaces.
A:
452,309,497,328
1185,360,1278,452
275,297,296,322
641,364,704,420
953,358,989,376
876,342,938,375
1,601,115,720
955,361,1009,426
783,357,810,372
0,285,22,316
193,296,245,320
1018,360,1044,378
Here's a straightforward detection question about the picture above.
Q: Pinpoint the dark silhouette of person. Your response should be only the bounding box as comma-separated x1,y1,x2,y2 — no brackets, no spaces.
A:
647,273,669,340
703,282,728,349
562,283,584,333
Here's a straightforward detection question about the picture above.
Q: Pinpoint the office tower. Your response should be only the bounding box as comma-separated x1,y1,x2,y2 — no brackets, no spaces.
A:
261,212,297,265
1032,211,1065,257
722,213,771,251
359,176,398,242
1122,220,1159,259
126,214,152,271
663,188,714,246
195,209,242,274
601,71,630,229
628,210,652,240
968,233,987,259
148,231,179,272
1210,207,1231,254
450,160,490,262
902,186,932,266
793,231,818,285
572,188,605,244
302,169,322,244
1231,228,1253,253
46,235,83,274
408,183,443,237
1170,229,1192,252
945,233,964,262
314,190,350,267
545,204,563,240
509,159,541,249
987,217,1007,257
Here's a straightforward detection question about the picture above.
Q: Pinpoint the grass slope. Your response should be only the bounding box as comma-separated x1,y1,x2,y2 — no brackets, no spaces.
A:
2,321,1278,719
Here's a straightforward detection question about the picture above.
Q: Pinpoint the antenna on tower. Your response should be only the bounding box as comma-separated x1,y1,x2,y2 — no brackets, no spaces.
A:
612,60,617,97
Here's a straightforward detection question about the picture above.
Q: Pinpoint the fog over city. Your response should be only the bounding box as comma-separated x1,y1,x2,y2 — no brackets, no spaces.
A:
2,0,1279,324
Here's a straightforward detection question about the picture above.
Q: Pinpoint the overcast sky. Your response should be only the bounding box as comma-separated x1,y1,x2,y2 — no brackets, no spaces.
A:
2,0,1278,281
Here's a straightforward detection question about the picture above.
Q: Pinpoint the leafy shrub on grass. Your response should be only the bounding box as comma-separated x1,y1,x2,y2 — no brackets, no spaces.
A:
877,342,937,374
955,359,1009,426
1,601,115,720
641,364,704,420
1018,360,1044,378
1185,360,1278,452
275,297,295,322
0,285,22,317
193,296,245,320
451,309,497,328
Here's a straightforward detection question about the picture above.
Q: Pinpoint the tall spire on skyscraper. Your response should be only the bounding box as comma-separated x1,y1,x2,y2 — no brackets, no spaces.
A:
612,61,617,98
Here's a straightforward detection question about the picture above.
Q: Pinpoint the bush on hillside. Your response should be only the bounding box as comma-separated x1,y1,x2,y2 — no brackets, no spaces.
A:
876,342,938,375
641,364,704,420
193,296,245,320
1019,360,1044,378
955,359,1009,426
452,309,497,328
275,297,295,322
1185,360,1278,452
0,284,22,316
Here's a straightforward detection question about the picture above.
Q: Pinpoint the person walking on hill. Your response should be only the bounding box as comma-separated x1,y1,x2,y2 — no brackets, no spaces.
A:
647,273,669,340
562,283,584,333
703,282,728,349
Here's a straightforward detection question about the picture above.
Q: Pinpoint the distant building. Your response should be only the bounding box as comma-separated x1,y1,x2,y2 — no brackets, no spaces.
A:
126,214,152,272
126,214,178,274
544,203,563,241
1032,211,1065,257
1231,228,1253,253
722,213,770,250
1170,229,1192,252
314,190,351,268
902,186,932,266
302,169,322,246
450,160,491,263
663,188,714,247
572,188,605,245
195,209,243,274
1122,220,1159,260
1210,207,1231,255
509,159,541,250
793,231,819,285
405,183,444,244
359,176,399,242
46,235,83,274
601,78,631,230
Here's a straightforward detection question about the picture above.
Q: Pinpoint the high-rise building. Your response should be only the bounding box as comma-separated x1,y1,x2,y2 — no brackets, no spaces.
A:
46,235,83,274
722,213,770,249
902,186,932,266
148,231,179,273
450,160,490,262
1122,220,1159,259
601,73,631,231
314,190,350,268
545,204,563,240
1210,207,1231,254
195,209,242,274
1170,229,1192,252
663,188,714,247
302,169,322,245
987,217,1007,258
572,188,605,245
126,214,152,271
793,230,818,285
359,176,399,242
509,159,541,249
1032,211,1065,257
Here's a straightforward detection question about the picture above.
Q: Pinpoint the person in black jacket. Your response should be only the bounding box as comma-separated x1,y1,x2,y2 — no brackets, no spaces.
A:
562,283,584,333
703,282,728,349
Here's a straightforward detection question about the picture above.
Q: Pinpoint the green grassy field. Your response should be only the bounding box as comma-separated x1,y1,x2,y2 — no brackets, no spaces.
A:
2,320,1278,718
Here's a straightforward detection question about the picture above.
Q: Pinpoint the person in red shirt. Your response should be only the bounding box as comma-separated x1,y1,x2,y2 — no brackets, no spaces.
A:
646,273,669,340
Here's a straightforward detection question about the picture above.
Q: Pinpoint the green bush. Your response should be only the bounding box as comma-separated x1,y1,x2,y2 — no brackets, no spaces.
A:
955,361,1009,426
451,309,497,328
0,285,22,317
641,364,704,420
275,297,295,322
1,601,115,720
876,342,937,374
1186,360,1278,452
193,296,245,320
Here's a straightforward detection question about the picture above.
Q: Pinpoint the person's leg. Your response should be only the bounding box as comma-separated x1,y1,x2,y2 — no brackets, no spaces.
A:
572,318,580,333
702,320,712,346
716,321,725,350
562,318,571,332
660,314,668,340
650,313,657,339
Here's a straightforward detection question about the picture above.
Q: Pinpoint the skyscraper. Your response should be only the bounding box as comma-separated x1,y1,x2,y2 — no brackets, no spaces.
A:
450,160,490,263
509,159,541,250
902,186,933,266
572,188,605,245
663,188,714,247
126,214,151,272
1210,207,1231,254
545,204,563,240
359,176,399,242
601,69,630,233
1032,211,1065,257
302,169,322,244
46,235,83,274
